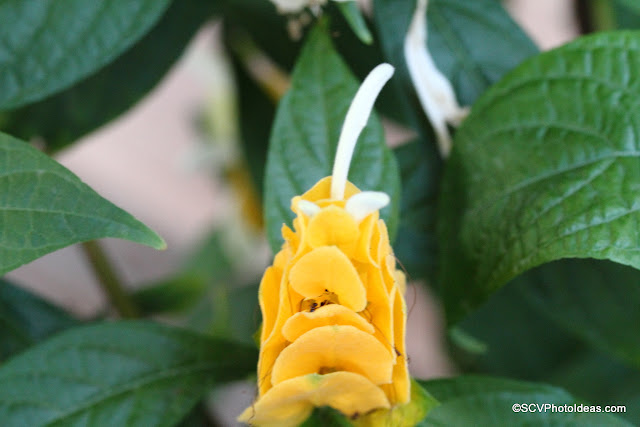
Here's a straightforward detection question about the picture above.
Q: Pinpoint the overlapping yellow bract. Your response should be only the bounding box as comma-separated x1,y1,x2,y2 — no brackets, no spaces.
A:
239,177,409,426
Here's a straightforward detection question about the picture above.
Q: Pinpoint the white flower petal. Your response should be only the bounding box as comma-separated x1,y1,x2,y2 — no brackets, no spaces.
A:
331,63,395,200
297,200,322,217
345,191,390,222
404,0,468,158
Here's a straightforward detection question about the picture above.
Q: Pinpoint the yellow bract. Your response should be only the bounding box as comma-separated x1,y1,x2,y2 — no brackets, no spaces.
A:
240,176,409,426
239,372,390,427
281,304,375,342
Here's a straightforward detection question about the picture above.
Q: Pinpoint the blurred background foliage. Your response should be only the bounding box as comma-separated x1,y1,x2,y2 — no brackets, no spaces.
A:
1,0,640,425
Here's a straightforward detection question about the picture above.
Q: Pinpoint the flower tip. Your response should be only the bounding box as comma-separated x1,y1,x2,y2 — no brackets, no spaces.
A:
374,63,395,82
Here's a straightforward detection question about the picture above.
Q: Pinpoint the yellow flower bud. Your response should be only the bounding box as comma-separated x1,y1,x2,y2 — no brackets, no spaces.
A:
239,64,409,425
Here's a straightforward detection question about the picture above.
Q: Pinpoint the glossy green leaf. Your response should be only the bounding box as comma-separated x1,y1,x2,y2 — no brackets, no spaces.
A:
0,279,78,361
264,21,400,252
0,132,165,275
419,376,632,426
0,321,258,426
0,0,215,151
439,31,640,323
336,1,373,45
0,0,171,110
393,140,441,281
373,0,538,127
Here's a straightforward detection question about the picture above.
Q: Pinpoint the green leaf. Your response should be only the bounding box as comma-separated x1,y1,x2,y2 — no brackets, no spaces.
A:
517,259,640,368
419,376,632,426
424,0,539,105
264,21,400,252
548,351,640,425
373,0,538,127
617,0,640,15
0,279,78,361
454,273,640,425
0,0,215,152
393,140,441,281
336,1,373,45
455,278,587,382
0,321,258,426
0,0,171,110
438,31,640,323
0,132,165,275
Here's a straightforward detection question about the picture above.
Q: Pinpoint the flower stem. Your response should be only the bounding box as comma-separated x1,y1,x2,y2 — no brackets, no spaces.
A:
81,240,139,318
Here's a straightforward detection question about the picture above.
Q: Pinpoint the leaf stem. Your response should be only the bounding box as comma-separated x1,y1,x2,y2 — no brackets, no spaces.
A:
81,240,139,318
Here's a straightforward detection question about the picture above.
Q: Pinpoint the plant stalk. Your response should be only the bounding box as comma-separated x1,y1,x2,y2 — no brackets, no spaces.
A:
81,240,139,318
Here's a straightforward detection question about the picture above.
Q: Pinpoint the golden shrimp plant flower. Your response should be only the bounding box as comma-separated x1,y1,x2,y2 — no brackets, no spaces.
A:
239,64,410,426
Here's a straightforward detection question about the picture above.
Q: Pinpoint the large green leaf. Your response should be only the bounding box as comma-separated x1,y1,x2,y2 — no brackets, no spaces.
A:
393,140,441,281
438,31,640,323
264,21,400,252
0,321,258,426
0,279,78,361
0,132,164,275
454,279,587,382
0,0,215,152
373,0,538,127
0,0,170,110
518,259,640,368
454,267,640,424
419,376,632,426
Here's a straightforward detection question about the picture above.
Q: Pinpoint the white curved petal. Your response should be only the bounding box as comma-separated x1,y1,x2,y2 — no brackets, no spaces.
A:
297,200,322,217
345,191,390,222
404,0,468,158
331,64,395,200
